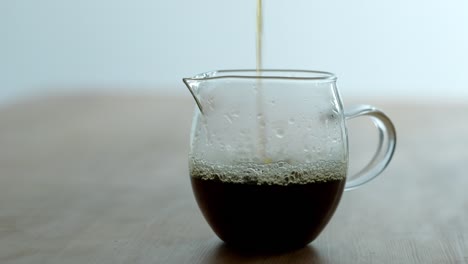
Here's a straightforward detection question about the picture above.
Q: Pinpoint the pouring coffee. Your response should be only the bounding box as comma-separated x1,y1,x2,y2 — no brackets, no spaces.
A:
183,70,396,251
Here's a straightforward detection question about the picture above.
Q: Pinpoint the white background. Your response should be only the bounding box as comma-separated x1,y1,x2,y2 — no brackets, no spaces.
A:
1,0,467,103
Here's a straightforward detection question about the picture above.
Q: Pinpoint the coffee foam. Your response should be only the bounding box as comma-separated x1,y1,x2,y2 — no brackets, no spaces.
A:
190,158,347,186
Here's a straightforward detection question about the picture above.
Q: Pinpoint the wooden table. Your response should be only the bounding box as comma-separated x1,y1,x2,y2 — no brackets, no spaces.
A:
0,95,467,263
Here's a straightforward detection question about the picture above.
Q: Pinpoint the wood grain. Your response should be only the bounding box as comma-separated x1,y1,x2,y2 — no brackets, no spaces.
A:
0,94,467,263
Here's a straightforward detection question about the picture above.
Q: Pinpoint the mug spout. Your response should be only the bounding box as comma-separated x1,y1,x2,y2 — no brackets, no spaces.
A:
183,78,204,114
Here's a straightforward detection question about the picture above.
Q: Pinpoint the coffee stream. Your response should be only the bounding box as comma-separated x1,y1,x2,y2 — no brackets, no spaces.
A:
256,0,263,72
256,0,268,161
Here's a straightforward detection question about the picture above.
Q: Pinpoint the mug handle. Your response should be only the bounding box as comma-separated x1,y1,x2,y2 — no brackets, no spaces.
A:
344,105,397,191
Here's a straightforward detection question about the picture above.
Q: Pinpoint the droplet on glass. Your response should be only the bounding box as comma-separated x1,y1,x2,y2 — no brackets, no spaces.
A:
224,114,233,124
275,128,285,138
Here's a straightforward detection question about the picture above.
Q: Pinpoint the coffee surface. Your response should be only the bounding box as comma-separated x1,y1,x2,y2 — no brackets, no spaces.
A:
190,158,346,185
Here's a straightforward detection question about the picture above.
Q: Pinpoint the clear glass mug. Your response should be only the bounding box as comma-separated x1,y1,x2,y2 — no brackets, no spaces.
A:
183,70,396,251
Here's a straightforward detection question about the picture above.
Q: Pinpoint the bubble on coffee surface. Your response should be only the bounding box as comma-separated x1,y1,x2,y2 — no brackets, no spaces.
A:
190,158,346,185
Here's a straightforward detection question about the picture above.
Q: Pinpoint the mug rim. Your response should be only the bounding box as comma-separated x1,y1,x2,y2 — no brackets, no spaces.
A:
185,69,337,81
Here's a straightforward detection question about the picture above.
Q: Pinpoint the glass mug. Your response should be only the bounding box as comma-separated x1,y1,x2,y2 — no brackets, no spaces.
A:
183,70,396,251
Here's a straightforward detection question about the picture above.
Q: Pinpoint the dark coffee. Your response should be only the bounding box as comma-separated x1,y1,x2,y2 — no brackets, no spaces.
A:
190,159,346,251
